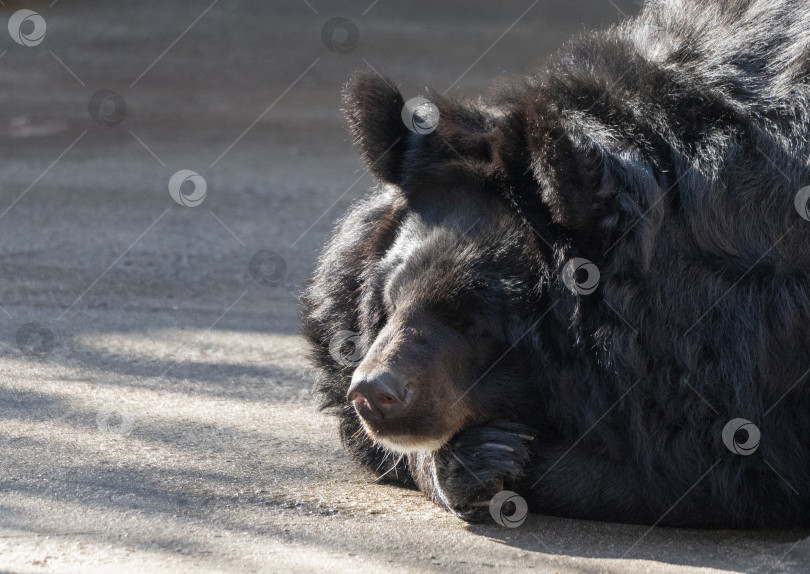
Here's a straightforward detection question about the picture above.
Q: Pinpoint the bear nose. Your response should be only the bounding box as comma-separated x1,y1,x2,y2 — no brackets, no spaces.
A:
347,371,411,421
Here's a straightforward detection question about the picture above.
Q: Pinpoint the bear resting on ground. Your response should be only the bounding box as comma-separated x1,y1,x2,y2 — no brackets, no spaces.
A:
301,0,810,527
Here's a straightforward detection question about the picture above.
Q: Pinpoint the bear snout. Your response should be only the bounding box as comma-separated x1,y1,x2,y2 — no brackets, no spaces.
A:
347,371,412,421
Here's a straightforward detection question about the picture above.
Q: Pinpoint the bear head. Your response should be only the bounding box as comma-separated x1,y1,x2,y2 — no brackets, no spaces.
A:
333,72,579,454
304,71,605,458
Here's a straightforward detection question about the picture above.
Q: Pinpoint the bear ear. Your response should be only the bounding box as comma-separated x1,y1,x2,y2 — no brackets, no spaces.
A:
519,98,604,245
342,72,411,185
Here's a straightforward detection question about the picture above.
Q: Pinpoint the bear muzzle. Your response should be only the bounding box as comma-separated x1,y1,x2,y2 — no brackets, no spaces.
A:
347,370,412,422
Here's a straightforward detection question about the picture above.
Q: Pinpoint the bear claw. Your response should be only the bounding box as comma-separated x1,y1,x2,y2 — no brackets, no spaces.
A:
482,442,515,452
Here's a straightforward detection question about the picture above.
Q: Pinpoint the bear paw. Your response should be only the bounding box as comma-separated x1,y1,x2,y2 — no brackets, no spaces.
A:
432,420,533,523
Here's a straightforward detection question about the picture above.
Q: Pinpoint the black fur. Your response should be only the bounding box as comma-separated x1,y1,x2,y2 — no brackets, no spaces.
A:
301,0,810,527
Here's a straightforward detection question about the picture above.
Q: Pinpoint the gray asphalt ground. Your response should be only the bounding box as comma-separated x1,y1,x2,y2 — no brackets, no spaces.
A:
1,1,808,572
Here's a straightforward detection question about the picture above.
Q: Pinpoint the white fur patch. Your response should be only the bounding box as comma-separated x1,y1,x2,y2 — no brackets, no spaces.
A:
376,434,450,454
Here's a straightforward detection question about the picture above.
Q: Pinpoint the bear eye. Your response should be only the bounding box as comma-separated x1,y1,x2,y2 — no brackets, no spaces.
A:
447,315,473,332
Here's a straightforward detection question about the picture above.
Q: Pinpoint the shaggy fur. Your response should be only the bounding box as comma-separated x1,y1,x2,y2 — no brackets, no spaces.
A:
301,0,810,527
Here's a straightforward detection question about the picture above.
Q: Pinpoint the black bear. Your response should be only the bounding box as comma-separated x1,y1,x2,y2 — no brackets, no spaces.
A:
301,0,810,527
